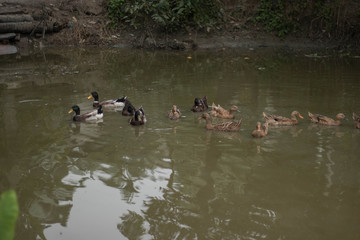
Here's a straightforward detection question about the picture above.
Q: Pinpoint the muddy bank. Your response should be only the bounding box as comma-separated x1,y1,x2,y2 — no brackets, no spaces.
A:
0,0,359,55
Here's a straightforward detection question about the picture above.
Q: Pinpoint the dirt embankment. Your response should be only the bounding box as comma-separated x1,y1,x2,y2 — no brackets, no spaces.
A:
0,0,359,53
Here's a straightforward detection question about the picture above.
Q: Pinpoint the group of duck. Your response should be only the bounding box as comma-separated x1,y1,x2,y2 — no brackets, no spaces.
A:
68,91,146,125
68,93,360,137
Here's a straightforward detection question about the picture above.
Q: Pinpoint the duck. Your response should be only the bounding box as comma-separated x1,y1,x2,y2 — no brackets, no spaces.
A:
88,91,126,108
211,103,238,119
353,112,360,129
122,99,136,116
251,122,268,138
308,112,347,126
263,111,304,126
130,106,146,125
68,105,103,122
168,105,182,120
191,96,208,112
198,113,242,132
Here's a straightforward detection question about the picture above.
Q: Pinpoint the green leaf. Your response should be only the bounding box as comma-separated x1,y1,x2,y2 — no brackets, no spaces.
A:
0,190,19,240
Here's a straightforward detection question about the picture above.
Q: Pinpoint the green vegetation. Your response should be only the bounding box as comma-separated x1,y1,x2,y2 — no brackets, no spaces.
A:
0,190,19,240
107,0,359,40
107,0,223,32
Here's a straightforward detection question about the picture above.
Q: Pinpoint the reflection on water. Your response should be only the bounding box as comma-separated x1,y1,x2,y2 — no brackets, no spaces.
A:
0,47,360,240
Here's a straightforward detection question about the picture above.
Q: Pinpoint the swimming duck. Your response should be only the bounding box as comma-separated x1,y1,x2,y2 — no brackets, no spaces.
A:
68,105,103,122
251,122,268,138
353,112,360,129
168,105,182,120
130,106,146,126
263,111,304,126
88,91,126,108
308,112,347,126
198,113,242,132
122,99,136,116
211,103,238,119
191,96,208,112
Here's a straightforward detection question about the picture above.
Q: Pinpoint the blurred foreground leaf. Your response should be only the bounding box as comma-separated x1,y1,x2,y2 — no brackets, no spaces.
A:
0,190,19,240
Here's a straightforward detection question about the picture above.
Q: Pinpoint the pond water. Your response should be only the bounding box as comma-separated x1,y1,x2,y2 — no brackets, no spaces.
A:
0,47,359,240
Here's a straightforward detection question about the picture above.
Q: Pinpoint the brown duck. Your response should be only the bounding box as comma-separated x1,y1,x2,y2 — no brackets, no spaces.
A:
122,99,136,116
168,105,182,120
130,106,146,126
263,111,303,126
308,112,347,126
211,103,238,119
251,122,268,138
353,112,360,129
198,113,242,132
191,96,208,112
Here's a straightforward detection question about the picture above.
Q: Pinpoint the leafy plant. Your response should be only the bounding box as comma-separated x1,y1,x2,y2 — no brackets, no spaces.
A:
0,190,19,240
107,0,223,32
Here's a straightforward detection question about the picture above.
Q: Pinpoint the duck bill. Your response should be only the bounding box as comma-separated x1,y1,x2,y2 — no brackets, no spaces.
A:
87,94,93,99
197,116,203,120
68,109,73,114
299,114,304,119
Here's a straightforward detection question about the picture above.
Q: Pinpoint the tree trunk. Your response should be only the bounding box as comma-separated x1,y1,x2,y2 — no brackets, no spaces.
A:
0,22,53,33
0,15,34,23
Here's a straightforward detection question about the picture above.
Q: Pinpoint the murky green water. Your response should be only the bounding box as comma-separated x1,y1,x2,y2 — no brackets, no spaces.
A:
1,47,359,240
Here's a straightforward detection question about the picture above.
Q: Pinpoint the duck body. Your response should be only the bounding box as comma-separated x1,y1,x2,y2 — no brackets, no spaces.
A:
308,112,346,126
130,107,146,125
168,105,182,120
263,111,303,126
88,91,126,109
353,112,360,129
191,96,208,112
198,113,242,132
69,105,103,122
211,103,238,119
122,99,136,116
251,122,268,138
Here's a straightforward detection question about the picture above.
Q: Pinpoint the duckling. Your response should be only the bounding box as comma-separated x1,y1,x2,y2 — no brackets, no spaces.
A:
168,105,182,120
122,99,136,116
308,112,347,126
263,111,303,126
191,96,208,112
198,113,242,132
251,122,268,138
68,105,103,122
353,112,360,129
211,103,238,119
88,91,126,108
130,106,146,126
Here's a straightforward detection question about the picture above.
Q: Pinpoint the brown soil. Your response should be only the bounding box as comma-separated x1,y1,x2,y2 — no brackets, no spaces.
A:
1,0,359,51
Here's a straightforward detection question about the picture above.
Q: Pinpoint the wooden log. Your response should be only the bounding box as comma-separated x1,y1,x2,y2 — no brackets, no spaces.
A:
0,33,16,41
0,7,25,15
0,15,34,23
0,45,18,55
0,22,53,33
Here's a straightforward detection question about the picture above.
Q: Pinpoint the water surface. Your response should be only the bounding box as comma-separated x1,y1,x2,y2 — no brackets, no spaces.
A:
0,47,359,240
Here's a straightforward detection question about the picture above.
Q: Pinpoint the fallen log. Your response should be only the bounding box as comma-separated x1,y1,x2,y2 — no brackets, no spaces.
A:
0,22,53,33
0,7,25,15
0,15,34,23
0,33,16,41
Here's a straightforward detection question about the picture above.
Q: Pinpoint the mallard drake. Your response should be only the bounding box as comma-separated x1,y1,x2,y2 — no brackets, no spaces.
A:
352,112,360,129
130,106,146,126
211,103,238,119
198,113,242,132
263,111,304,126
251,122,268,138
308,112,347,126
68,105,103,122
88,91,126,108
122,99,136,116
168,105,182,120
191,96,208,112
